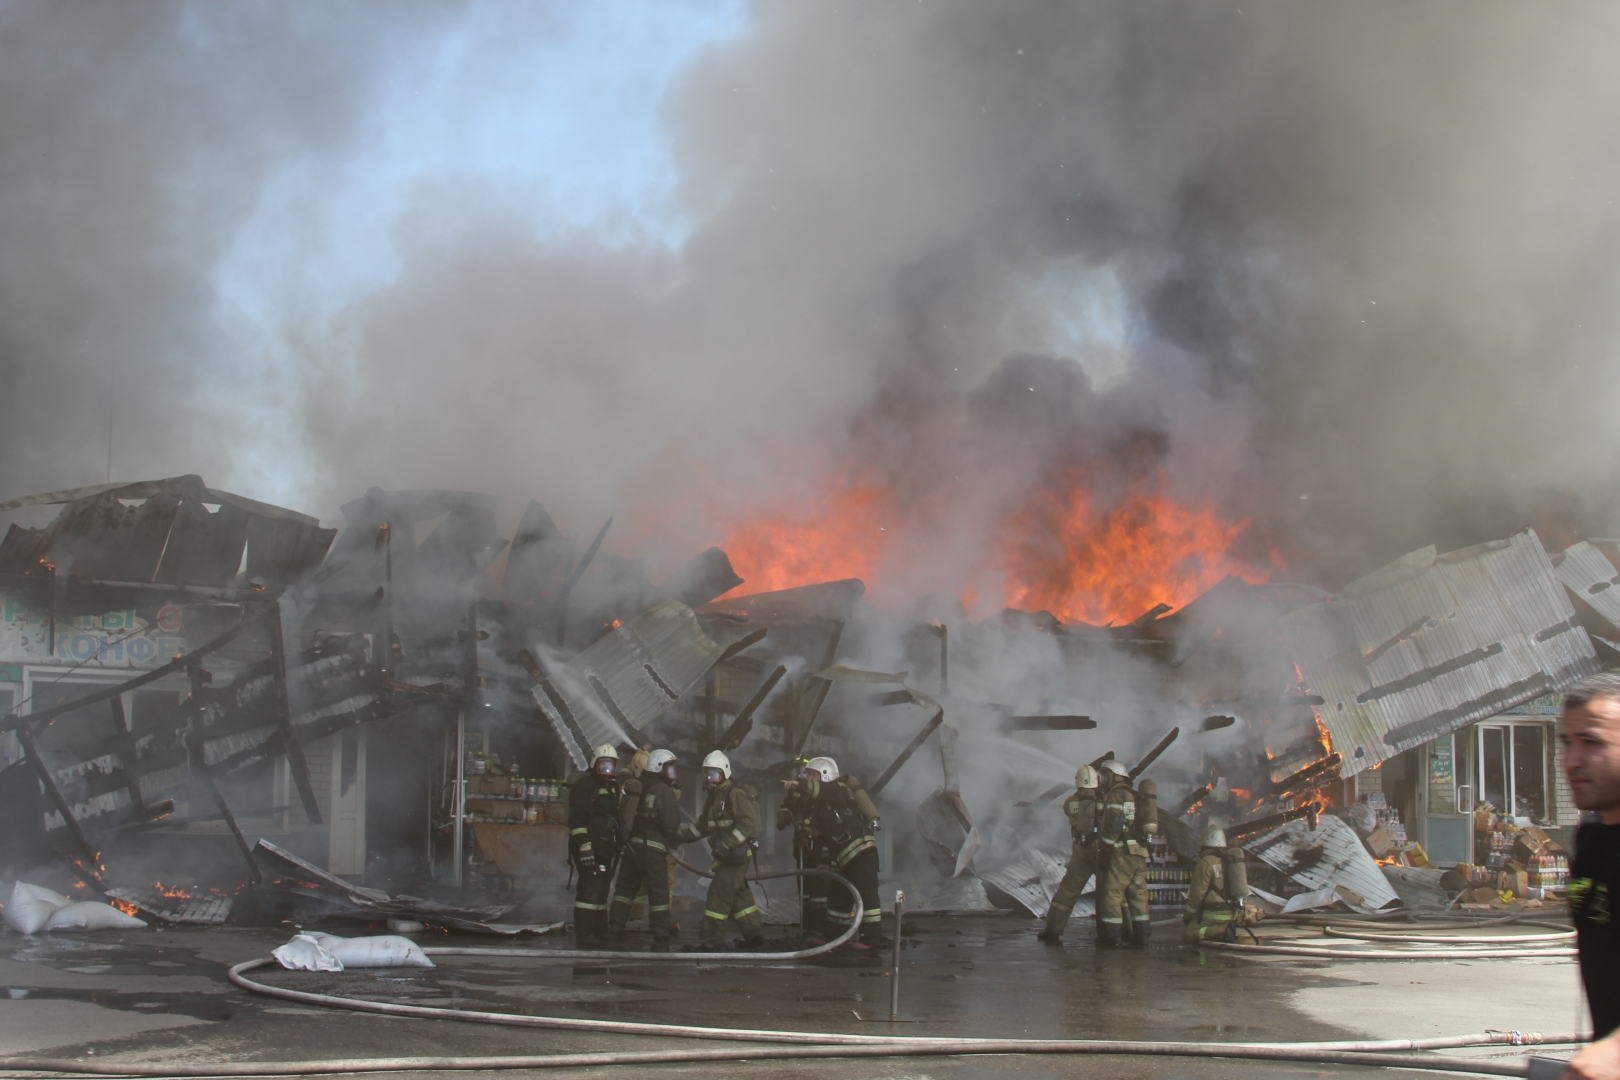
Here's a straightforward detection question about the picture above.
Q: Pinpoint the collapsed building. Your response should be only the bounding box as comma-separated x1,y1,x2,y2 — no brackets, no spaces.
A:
0,475,1605,928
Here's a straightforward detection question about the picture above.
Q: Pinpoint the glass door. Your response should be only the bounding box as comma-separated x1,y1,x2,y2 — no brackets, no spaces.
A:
1476,723,1551,824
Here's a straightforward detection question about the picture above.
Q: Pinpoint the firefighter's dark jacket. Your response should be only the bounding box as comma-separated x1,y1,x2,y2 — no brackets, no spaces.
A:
568,770,622,868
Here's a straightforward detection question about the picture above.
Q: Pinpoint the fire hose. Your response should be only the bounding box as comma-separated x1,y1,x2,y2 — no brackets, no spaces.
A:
2,865,1586,1074
1321,927,1574,945
1202,941,1577,959
0,1032,1585,1078
389,857,867,963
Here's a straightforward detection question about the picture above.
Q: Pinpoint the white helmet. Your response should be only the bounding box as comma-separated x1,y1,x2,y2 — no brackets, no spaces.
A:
592,744,620,775
1201,825,1228,849
1074,764,1100,790
647,749,677,778
702,749,731,783
1098,758,1129,779
806,756,839,783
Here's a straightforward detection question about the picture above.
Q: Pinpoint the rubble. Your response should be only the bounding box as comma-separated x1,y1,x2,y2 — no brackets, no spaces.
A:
0,473,1606,939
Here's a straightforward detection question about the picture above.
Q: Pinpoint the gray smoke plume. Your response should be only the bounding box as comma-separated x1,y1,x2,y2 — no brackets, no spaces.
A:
3,1,1619,601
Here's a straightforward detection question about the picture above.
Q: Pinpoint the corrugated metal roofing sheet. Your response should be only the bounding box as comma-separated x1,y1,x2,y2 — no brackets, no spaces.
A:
1552,540,1620,631
1245,813,1398,908
1282,530,1596,777
530,600,721,769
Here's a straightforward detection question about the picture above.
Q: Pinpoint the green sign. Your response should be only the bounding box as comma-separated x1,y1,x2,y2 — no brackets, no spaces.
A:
1430,736,1454,784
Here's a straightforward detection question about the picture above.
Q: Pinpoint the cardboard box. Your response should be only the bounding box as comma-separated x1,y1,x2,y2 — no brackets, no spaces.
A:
475,775,514,796
1365,826,1395,858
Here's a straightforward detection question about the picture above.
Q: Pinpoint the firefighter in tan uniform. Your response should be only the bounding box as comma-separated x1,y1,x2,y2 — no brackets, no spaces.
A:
605,749,682,948
677,750,766,951
1181,826,1252,944
802,756,886,949
1096,757,1156,947
778,760,830,941
1038,764,1102,943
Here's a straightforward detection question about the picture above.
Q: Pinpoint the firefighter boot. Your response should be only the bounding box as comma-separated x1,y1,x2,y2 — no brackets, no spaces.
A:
1096,920,1123,948
1038,904,1071,942
1129,918,1151,948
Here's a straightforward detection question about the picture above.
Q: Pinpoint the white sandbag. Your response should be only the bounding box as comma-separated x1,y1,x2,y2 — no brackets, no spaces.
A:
272,933,343,972
4,882,73,934
307,931,433,968
44,900,148,931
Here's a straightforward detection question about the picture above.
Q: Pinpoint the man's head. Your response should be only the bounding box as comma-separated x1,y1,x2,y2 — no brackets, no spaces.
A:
1560,673,1620,823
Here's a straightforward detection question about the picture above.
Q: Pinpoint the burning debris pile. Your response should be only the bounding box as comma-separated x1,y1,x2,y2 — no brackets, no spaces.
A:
0,472,1608,932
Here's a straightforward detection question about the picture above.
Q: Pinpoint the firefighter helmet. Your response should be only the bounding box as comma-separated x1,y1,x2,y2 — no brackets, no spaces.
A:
702,749,731,784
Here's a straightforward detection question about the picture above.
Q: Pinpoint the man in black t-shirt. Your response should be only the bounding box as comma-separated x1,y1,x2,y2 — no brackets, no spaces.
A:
1560,673,1620,1080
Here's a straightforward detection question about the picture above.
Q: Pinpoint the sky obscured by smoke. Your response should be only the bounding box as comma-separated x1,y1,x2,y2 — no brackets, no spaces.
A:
4,1,1619,597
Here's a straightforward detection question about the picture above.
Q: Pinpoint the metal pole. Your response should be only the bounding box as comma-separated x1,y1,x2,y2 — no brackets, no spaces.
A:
452,707,467,888
889,889,904,1022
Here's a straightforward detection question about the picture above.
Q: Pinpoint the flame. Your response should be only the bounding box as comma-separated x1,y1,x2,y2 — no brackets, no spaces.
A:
717,470,1280,626
152,880,192,899
998,478,1282,625
110,898,140,917
718,481,890,596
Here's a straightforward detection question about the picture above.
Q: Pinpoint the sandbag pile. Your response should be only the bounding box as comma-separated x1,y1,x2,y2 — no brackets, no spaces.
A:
3,882,148,934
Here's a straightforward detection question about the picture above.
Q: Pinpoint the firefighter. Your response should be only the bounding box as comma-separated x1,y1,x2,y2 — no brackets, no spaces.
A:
567,744,623,947
676,750,766,951
777,759,830,941
1182,825,1251,944
803,756,886,949
605,749,682,949
1038,764,1102,943
1096,757,1156,948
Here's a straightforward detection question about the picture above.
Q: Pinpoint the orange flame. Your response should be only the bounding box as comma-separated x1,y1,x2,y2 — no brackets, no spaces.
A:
110,898,140,917
1000,479,1281,625
718,471,1281,625
718,481,890,596
152,881,192,899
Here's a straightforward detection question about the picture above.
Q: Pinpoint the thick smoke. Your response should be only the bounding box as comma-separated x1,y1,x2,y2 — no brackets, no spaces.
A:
4,2,1620,595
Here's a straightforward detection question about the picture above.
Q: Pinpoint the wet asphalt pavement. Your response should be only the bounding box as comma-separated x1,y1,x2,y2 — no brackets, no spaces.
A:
0,912,1585,1080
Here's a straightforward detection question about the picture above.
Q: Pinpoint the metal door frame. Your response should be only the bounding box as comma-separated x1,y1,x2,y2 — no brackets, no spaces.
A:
1475,720,1552,823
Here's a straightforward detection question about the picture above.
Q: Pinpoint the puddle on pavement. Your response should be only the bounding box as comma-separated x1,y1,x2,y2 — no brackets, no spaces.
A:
8,938,220,981
0,986,244,1022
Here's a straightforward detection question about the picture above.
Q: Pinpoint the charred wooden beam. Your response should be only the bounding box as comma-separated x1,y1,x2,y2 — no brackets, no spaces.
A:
1227,802,1321,841
790,621,843,756
869,708,945,798
1000,715,1095,732
553,516,612,645
203,772,261,885
17,725,101,883
714,626,768,666
710,664,788,755
264,606,321,825
1173,784,1212,817
1128,727,1180,781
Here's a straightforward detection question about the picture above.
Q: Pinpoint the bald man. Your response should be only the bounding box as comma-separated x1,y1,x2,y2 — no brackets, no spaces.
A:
1559,674,1620,1080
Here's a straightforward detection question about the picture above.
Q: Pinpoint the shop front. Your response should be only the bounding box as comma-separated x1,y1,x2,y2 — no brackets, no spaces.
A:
1354,694,1574,872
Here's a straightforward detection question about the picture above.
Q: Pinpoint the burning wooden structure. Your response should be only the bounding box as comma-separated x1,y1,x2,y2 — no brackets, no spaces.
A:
0,473,1609,925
